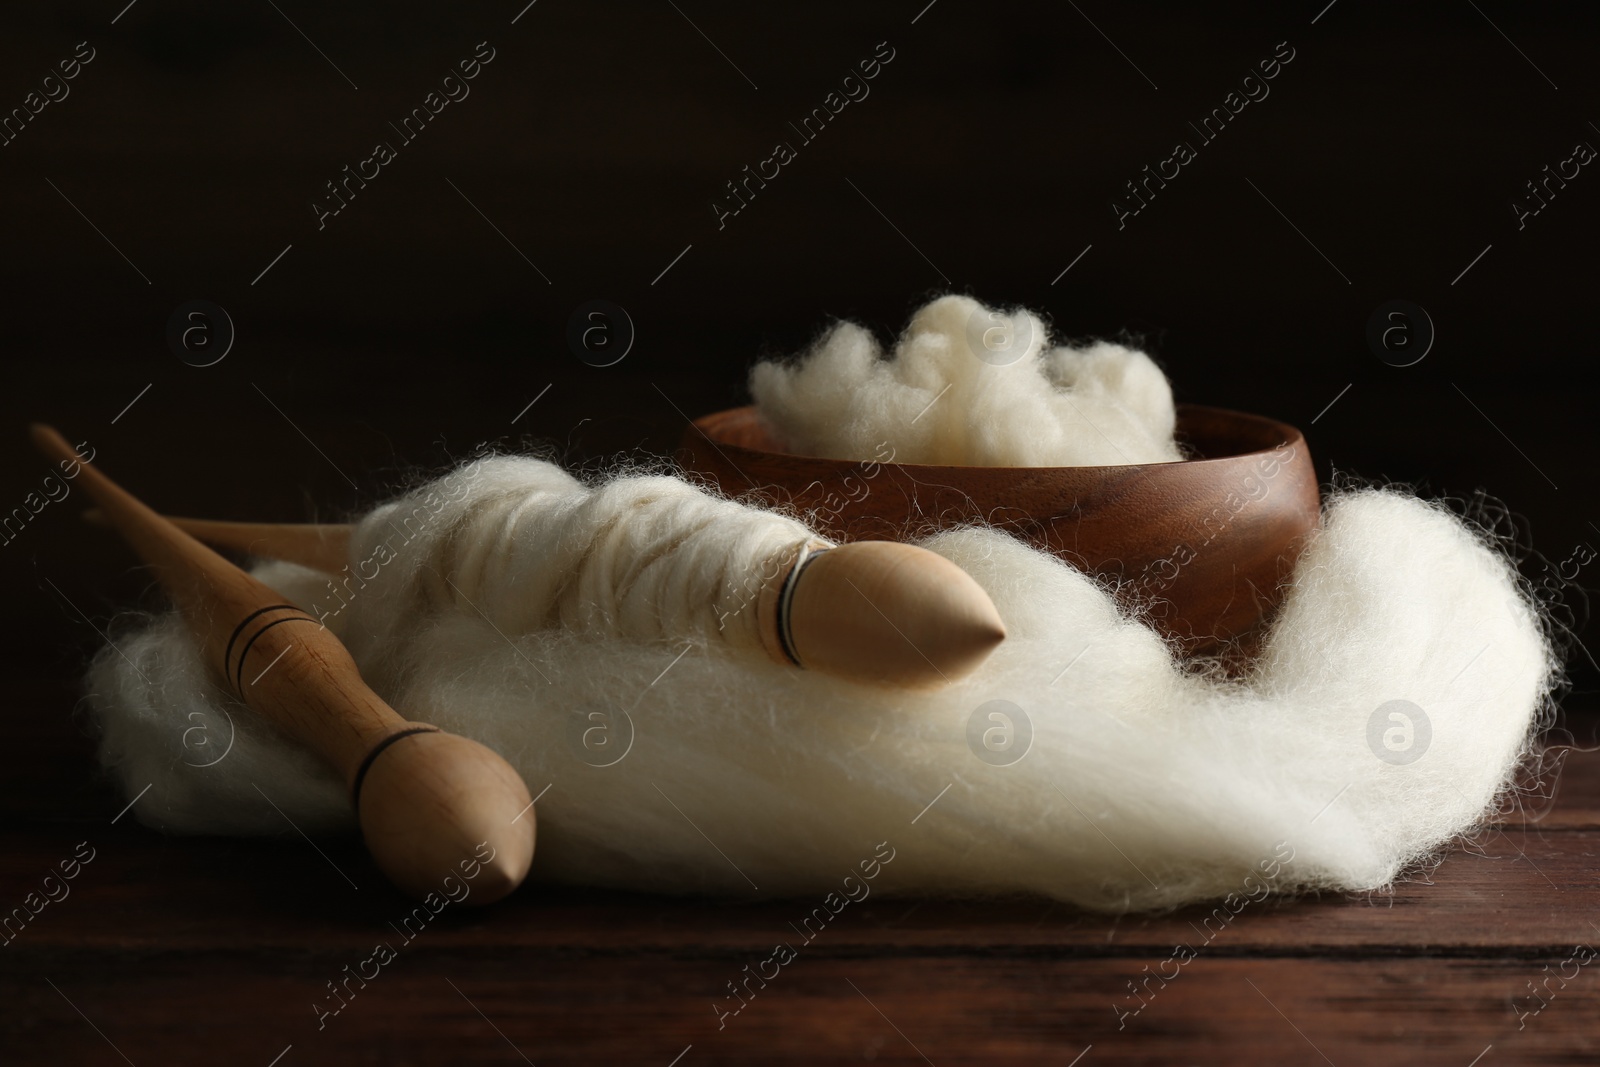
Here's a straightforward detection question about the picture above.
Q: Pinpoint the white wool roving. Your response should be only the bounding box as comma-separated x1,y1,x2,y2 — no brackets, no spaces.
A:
332,456,820,682
84,459,1555,912
750,294,1182,466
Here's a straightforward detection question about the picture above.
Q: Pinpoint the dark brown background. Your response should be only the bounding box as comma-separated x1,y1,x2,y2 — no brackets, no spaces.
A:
2,1,1598,1063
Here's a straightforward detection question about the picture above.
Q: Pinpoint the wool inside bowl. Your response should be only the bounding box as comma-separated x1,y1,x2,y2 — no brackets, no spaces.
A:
678,403,1321,657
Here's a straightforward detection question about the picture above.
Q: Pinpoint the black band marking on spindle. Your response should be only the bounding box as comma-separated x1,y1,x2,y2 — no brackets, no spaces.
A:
222,604,300,679
231,612,318,696
776,546,829,668
351,726,442,812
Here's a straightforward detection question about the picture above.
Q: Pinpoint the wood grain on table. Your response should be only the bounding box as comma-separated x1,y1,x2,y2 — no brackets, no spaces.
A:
4,676,1598,1066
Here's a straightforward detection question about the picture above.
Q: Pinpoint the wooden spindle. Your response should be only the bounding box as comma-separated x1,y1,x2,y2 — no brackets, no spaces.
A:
143,515,1006,689
34,426,533,905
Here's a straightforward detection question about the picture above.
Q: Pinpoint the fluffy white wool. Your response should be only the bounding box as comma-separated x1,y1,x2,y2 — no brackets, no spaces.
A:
84,459,1555,912
750,294,1182,466
334,457,820,682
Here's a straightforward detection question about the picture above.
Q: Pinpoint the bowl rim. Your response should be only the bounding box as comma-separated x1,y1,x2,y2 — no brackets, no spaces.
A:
687,402,1308,475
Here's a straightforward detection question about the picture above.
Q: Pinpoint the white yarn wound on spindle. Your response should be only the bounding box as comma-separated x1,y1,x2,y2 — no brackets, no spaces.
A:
83,458,1556,912
750,294,1182,466
329,457,819,684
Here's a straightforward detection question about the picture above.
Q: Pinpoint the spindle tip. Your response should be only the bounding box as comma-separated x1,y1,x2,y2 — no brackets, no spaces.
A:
355,731,536,906
29,423,77,464
788,541,1005,688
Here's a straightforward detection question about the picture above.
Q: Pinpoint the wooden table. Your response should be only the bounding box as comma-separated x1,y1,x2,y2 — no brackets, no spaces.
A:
3,673,1596,1065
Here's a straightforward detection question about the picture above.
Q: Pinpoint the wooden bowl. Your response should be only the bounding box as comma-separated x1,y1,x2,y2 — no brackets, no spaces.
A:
678,404,1321,658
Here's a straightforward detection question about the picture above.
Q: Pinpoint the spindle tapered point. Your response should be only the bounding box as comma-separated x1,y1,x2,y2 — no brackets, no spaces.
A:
357,730,536,905
789,541,1005,688
30,423,80,464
